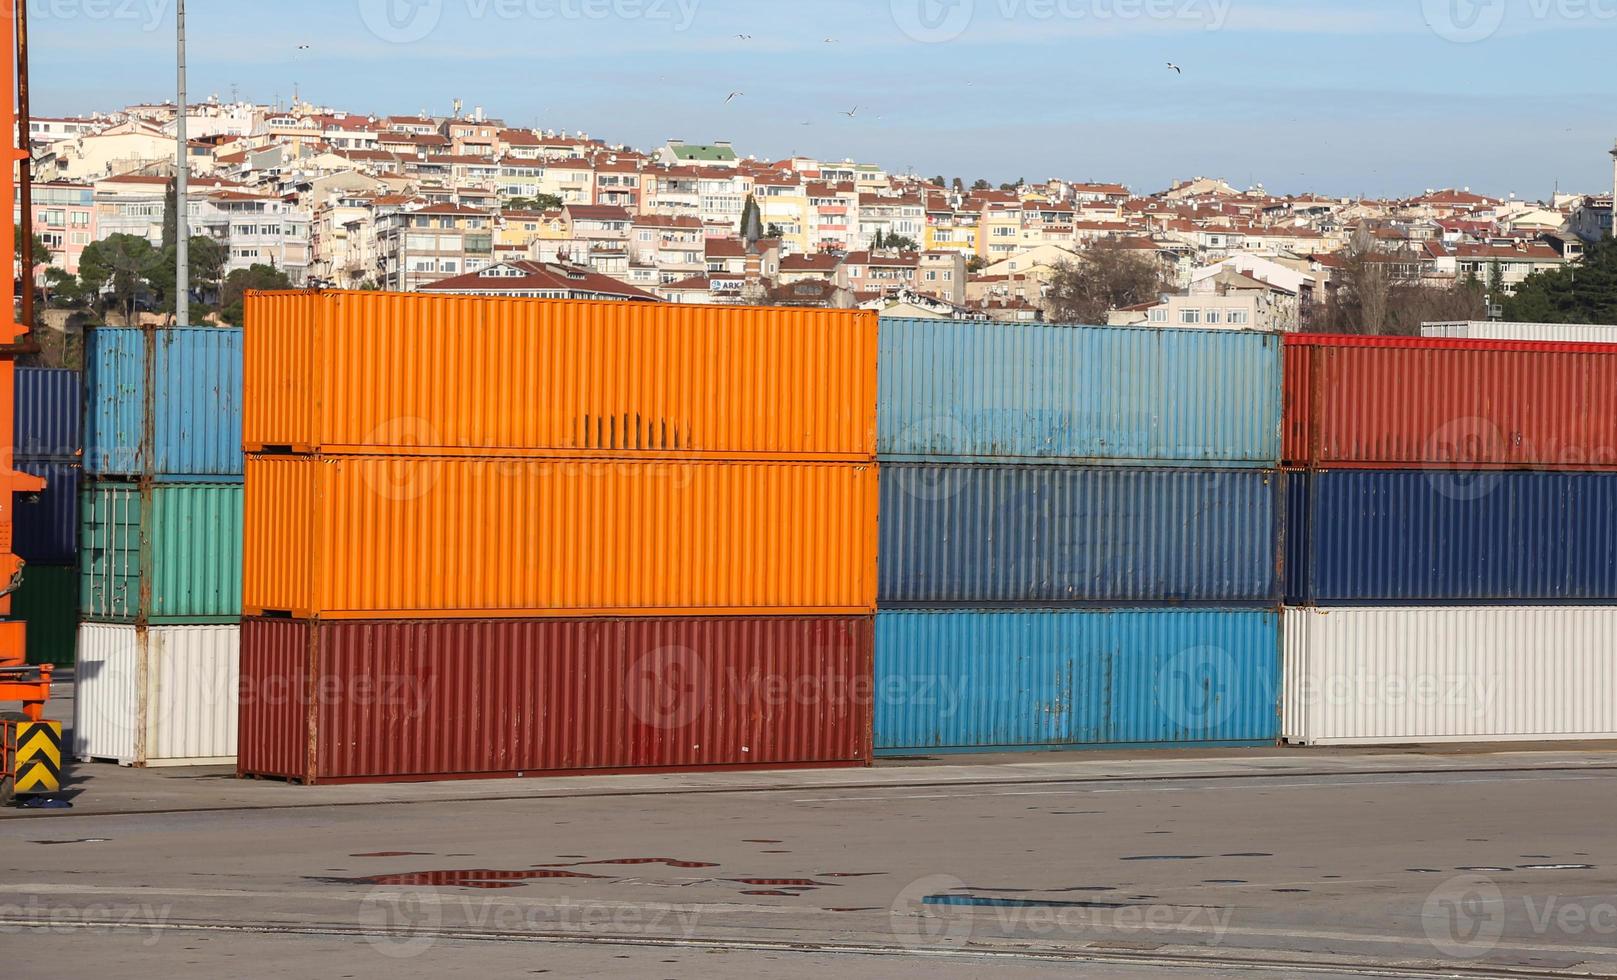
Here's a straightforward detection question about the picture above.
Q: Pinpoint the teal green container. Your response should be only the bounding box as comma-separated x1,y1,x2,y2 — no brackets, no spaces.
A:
11,565,78,666
79,481,243,623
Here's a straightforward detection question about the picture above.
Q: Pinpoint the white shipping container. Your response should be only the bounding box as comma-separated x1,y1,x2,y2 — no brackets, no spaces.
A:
1422,320,1617,343
1283,607,1617,746
73,624,240,766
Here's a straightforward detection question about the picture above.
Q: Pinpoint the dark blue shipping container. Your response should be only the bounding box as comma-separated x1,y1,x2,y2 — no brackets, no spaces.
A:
880,464,1281,605
12,460,80,564
875,608,1281,753
84,326,244,480
13,367,81,459
1286,470,1617,604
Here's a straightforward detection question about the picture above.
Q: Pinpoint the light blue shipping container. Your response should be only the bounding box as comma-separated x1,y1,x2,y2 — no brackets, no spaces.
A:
880,464,1281,605
84,326,244,480
875,609,1280,753
878,317,1282,467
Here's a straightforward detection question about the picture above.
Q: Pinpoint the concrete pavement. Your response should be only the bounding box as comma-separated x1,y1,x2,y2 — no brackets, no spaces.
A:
4,749,1617,978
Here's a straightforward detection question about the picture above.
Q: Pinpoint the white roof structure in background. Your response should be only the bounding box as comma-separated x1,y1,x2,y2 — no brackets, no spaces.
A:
1423,321,1617,343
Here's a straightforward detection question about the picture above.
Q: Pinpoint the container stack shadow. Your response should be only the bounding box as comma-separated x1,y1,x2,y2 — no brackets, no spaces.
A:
72,326,245,768
11,367,82,670
874,318,1286,755
1281,333,1617,745
236,291,880,785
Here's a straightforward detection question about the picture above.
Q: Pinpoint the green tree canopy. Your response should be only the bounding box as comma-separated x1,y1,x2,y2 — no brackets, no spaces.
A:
1503,238,1617,324
78,233,165,322
219,263,293,325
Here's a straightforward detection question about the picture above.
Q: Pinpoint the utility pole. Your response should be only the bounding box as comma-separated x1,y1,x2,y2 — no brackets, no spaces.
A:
15,0,33,330
1609,140,1617,239
175,0,190,325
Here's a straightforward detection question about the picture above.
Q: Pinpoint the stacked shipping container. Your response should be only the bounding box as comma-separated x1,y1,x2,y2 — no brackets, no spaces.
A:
237,291,879,783
874,318,1285,754
1281,334,1617,744
11,367,82,667
72,327,244,767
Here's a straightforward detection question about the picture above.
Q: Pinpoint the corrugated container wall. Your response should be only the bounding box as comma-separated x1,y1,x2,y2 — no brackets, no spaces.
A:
875,609,1280,753
84,326,244,479
12,459,80,564
880,465,1280,605
11,565,77,666
72,623,240,765
878,318,1282,466
238,616,874,783
245,455,877,619
243,291,878,460
1283,607,1617,745
80,482,244,623
1283,334,1617,469
1423,321,1617,343
13,367,81,459
1285,470,1617,605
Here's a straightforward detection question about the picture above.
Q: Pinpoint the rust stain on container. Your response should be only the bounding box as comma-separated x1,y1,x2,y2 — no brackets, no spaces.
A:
1284,333,1617,469
244,455,878,618
244,290,877,461
237,616,875,784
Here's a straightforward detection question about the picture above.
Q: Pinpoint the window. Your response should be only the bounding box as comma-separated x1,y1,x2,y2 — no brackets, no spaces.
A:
1180,309,1201,325
926,271,938,281
70,212,90,227
1227,310,1250,325
1206,310,1222,325
1149,308,1168,323
71,232,90,245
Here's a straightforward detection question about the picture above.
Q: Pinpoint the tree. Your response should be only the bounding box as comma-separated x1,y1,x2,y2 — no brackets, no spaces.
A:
162,177,179,251
219,263,293,325
78,234,165,323
765,223,785,240
966,254,988,274
930,175,946,188
1044,240,1167,325
1504,238,1617,324
1305,229,1485,335
971,179,991,191
874,231,919,252
182,235,226,308
14,224,51,270
506,193,564,212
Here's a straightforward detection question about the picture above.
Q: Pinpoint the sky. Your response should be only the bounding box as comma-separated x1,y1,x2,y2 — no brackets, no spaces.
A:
25,0,1617,199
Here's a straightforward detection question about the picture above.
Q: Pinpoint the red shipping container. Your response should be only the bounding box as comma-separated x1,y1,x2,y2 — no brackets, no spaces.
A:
1284,334,1617,469
238,616,874,784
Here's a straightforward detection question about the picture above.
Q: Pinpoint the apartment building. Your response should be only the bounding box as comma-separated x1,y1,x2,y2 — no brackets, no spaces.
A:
375,203,495,290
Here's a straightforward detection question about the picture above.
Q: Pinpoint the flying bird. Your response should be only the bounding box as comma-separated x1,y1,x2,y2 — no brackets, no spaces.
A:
1166,62,1183,74
725,91,744,104
824,36,839,43
736,33,752,39
842,106,859,118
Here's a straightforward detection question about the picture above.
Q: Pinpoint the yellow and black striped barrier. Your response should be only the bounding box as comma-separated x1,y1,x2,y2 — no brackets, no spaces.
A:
11,720,62,795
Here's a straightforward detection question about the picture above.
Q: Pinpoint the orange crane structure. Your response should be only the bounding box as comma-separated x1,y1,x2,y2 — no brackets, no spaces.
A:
1,2,62,803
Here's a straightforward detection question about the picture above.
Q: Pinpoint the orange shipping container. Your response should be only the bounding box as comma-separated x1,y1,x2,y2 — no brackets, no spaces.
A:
244,455,879,619
244,291,878,460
